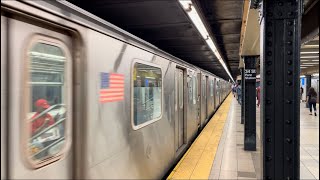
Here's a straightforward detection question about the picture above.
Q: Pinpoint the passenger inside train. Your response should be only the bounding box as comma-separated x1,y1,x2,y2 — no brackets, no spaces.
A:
28,42,67,162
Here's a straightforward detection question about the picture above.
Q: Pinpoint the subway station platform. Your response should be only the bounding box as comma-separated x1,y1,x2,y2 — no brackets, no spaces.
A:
168,94,319,180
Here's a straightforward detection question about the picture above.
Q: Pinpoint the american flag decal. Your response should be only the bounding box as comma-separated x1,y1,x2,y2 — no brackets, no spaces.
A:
100,72,125,103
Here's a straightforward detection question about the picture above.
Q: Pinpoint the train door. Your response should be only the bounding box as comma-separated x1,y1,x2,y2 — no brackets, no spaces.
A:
213,78,216,110
175,68,185,150
1,15,7,180
214,78,219,109
6,17,74,179
218,81,221,103
200,74,207,126
206,76,209,119
196,73,201,129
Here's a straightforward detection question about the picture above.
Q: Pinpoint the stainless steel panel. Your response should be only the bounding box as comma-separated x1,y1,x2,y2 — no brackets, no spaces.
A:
206,76,210,118
1,1,233,179
8,18,72,179
200,74,207,127
85,30,175,179
213,78,219,110
215,78,219,109
174,69,178,151
177,69,184,148
1,15,7,180
185,69,198,143
196,73,201,128
206,76,214,117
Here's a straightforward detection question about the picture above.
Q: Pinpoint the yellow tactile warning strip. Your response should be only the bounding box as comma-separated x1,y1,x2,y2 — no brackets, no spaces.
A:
167,94,233,179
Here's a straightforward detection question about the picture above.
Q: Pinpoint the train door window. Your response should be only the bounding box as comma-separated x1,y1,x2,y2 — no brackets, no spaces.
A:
202,79,205,97
25,37,71,167
216,81,219,95
210,80,214,96
192,76,197,104
132,62,162,130
188,76,193,102
179,72,183,108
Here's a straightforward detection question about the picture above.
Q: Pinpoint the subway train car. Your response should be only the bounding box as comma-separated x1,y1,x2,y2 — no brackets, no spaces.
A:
1,1,231,179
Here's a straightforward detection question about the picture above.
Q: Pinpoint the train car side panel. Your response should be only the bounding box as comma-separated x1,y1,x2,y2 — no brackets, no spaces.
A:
7,17,73,179
85,29,175,179
1,15,7,180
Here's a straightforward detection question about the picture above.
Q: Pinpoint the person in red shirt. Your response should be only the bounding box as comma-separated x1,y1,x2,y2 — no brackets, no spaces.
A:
31,99,55,136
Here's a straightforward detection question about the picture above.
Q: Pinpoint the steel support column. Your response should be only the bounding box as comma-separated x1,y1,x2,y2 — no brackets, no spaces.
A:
244,56,256,151
241,67,245,124
260,0,302,179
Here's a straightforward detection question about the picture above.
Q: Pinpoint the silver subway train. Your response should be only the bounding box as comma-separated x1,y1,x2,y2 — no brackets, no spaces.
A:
1,1,231,179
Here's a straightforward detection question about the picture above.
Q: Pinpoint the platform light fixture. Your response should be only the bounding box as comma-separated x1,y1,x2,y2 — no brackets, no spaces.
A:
301,63,319,65
304,44,319,48
301,56,319,58
179,0,234,82
301,52,319,54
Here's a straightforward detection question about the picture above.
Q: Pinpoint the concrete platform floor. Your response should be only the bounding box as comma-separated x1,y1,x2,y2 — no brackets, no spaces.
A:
209,97,319,180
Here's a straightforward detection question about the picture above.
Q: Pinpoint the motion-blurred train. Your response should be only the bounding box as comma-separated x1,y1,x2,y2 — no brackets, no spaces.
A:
1,1,231,179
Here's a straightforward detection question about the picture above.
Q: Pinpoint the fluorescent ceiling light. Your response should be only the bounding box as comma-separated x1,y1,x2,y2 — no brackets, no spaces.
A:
300,56,319,59
301,65,314,66
179,0,234,82
312,60,319,61
301,56,319,58
303,45,319,48
301,52,319,54
301,60,310,62
302,63,319,65
300,67,307,69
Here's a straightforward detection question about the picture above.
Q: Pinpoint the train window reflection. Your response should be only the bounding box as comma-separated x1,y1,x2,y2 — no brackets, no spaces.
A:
210,80,214,96
27,42,67,164
133,63,162,128
192,76,197,104
202,79,205,97
188,77,193,102
216,81,219,96
178,72,183,108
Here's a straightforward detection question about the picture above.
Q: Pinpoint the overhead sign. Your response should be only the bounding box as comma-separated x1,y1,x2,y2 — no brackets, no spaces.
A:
244,69,256,82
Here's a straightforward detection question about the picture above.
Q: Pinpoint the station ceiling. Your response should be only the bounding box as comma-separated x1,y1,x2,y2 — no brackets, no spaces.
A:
301,35,319,75
68,0,318,79
68,0,244,80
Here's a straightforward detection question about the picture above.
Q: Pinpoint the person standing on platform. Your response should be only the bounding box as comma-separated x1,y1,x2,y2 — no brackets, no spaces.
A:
307,87,317,116
237,83,242,105
256,86,261,107
232,84,236,97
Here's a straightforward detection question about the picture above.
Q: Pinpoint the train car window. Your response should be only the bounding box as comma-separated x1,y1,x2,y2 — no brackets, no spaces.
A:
25,39,71,167
133,62,162,129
